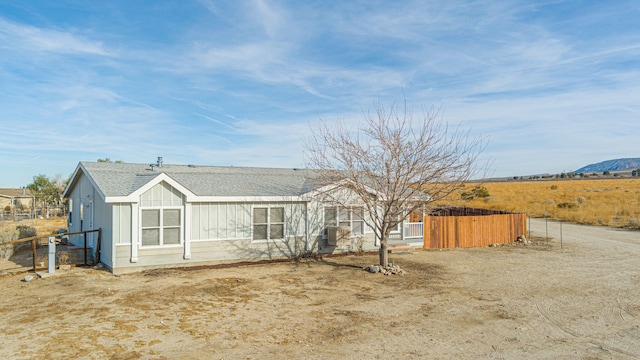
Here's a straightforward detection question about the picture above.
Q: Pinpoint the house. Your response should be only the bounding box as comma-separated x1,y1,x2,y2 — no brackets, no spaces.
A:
0,188,34,219
62,159,424,274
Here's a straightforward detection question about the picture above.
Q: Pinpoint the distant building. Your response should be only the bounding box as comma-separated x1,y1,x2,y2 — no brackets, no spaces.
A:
0,188,34,218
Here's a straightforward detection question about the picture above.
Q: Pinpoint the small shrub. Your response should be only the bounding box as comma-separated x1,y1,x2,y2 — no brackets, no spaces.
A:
626,218,640,229
16,225,37,239
550,185,558,190
355,234,365,254
461,186,490,200
557,202,577,209
0,227,19,260
0,227,19,244
36,255,48,268
57,251,70,265
576,196,586,204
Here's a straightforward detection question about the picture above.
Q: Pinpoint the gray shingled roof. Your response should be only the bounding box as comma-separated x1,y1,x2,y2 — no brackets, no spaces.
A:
79,162,323,198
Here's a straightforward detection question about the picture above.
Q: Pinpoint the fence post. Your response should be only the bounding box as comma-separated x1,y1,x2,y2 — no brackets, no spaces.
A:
95,228,102,264
545,217,549,247
83,231,88,266
31,238,37,271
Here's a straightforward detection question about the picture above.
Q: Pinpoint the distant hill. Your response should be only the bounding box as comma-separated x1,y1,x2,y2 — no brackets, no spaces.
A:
575,158,640,173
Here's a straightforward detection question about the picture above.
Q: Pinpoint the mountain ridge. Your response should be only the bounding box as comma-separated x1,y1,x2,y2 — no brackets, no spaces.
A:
574,158,640,173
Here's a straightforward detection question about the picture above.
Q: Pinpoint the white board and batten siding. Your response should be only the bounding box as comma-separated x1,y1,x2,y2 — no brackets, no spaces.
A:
190,202,307,241
66,172,113,267
112,181,313,273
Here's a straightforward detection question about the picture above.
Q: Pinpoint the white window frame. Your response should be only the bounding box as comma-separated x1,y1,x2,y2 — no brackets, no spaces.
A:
251,206,285,242
68,198,73,227
323,206,365,237
140,206,183,248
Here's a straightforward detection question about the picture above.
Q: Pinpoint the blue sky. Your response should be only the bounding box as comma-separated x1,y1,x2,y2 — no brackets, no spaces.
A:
1,1,639,187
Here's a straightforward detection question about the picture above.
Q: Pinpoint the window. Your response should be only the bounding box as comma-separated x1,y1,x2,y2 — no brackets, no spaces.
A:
68,199,73,226
253,207,284,241
141,208,181,246
324,207,364,236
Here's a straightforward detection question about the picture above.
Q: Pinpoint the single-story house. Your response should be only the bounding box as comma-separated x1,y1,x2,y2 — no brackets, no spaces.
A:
62,159,424,274
0,188,34,218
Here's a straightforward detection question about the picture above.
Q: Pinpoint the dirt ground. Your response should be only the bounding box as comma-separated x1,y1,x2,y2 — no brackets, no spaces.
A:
1,219,639,359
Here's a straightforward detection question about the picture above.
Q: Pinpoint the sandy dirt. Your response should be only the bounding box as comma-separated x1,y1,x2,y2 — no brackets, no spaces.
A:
1,219,639,359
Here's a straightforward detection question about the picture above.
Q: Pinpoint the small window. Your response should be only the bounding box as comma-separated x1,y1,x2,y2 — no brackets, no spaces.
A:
253,206,285,241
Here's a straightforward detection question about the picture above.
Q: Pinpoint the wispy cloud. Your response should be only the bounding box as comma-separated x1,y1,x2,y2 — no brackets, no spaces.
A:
0,17,109,55
0,0,639,185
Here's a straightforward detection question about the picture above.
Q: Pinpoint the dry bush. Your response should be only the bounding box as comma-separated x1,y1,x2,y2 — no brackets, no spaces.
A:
444,179,640,228
0,227,18,244
36,255,48,268
0,227,19,260
57,251,70,265
16,225,37,239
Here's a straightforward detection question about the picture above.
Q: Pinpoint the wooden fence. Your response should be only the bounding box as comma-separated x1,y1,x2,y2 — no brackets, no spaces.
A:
424,208,526,249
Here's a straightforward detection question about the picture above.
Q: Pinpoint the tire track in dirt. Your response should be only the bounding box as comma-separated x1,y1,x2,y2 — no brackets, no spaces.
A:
530,219,640,358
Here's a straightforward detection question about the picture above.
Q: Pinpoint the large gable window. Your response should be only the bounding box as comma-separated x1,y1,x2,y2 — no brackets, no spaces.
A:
139,181,184,247
141,208,181,246
253,206,284,241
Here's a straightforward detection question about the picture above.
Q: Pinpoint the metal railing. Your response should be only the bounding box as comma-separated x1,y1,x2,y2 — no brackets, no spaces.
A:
403,222,424,238
1,228,101,271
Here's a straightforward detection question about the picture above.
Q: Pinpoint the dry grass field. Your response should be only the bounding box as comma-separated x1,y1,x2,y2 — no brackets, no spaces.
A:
446,178,640,229
0,217,67,235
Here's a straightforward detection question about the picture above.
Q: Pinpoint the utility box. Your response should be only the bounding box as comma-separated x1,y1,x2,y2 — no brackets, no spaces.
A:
327,226,351,246
48,236,56,273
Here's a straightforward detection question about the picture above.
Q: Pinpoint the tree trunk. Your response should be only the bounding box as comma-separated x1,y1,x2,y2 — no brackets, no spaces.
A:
379,238,388,267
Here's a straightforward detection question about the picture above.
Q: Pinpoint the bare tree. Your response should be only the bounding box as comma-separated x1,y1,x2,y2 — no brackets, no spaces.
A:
305,99,486,267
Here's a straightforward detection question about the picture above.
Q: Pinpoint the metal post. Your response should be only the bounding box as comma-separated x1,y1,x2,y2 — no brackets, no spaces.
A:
560,221,563,249
48,236,56,274
545,217,549,247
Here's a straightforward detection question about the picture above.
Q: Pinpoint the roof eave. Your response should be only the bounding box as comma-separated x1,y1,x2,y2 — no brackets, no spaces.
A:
62,162,107,201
